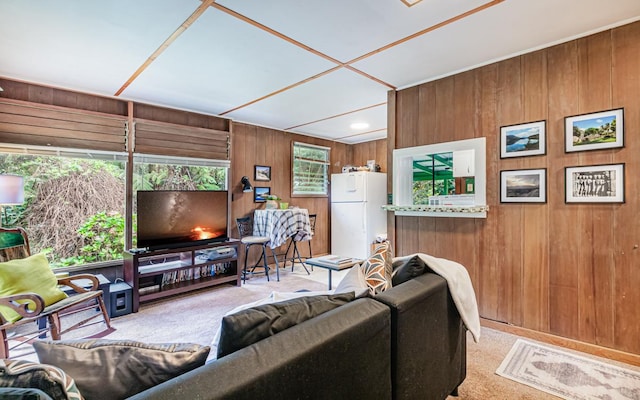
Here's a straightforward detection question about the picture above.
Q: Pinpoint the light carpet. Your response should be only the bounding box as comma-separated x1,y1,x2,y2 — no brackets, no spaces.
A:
9,268,328,361
497,338,640,400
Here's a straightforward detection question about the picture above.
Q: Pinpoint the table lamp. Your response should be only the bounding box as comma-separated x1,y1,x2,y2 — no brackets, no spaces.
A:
0,174,24,226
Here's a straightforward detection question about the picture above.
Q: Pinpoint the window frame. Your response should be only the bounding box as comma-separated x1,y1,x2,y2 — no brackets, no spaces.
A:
291,142,330,197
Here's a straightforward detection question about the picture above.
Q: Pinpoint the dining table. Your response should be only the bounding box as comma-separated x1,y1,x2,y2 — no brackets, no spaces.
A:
253,208,312,250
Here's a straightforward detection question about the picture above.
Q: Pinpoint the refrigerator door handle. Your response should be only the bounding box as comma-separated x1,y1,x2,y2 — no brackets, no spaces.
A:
362,206,366,232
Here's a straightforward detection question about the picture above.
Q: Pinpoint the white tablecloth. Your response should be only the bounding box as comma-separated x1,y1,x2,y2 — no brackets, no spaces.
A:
253,208,312,249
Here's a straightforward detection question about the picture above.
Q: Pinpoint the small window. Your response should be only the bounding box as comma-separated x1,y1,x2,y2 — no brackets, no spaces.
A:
292,142,330,196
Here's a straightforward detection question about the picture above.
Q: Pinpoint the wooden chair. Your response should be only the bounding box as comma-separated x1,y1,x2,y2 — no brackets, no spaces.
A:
236,216,279,282
0,227,111,358
284,213,316,273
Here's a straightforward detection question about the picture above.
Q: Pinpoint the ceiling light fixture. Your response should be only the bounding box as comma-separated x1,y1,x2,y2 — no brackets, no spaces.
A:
350,122,370,130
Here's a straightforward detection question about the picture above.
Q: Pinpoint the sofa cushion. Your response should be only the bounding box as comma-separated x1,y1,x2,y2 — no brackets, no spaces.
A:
217,292,355,358
0,359,82,400
0,253,68,323
391,255,427,286
334,264,369,298
32,339,209,400
361,241,393,295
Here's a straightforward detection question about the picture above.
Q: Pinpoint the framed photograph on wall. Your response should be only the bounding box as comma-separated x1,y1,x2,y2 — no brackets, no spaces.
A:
500,120,546,158
254,165,271,181
565,164,624,203
565,108,624,152
500,168,546,203
254,186,270,203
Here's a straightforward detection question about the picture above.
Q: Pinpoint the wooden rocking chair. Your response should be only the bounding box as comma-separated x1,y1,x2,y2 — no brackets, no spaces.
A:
0,227,111,358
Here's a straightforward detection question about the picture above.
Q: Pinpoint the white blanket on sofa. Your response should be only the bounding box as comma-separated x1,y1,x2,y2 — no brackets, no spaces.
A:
393,253,481,343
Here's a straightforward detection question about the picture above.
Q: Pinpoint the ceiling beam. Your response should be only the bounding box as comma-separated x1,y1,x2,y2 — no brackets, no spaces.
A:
113,0,216,96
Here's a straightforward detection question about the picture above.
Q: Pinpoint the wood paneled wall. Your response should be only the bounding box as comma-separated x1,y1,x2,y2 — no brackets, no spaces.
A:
391,21,640,356
351,139,387,172
230,123,352,265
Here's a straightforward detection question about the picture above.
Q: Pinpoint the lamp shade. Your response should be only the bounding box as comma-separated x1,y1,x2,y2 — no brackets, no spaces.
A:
0,175,25,205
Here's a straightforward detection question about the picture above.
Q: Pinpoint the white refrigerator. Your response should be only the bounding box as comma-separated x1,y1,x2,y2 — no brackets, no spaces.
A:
331,171,387,260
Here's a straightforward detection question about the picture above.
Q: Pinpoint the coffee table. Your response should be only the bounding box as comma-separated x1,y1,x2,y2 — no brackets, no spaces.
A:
305,257,362,289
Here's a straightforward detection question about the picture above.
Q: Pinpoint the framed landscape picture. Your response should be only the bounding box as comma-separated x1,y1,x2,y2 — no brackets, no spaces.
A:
254,165,271,181
500,120,546,158
565,108,624,152
254,186,270,203
500,168,546,203
565,164,624,203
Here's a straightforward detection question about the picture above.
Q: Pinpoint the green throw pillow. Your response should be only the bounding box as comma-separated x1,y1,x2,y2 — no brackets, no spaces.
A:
0,253,68,323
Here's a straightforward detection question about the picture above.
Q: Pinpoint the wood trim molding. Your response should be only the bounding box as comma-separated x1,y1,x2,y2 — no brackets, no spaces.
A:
481,318,640,367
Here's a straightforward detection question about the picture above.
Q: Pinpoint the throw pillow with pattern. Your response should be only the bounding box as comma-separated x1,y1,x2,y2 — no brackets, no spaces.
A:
372,241,393,281
361,241,393,295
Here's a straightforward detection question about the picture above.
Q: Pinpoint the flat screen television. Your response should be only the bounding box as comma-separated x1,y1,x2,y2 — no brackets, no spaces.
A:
136,190,229,250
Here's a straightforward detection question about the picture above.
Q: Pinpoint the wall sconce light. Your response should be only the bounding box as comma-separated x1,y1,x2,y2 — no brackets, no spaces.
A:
241,176,253,193
0,174,25,227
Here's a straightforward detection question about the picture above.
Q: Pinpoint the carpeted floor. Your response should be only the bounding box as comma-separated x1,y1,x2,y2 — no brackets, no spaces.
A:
450,328,640,399
9,266,329,360
9,265,640,399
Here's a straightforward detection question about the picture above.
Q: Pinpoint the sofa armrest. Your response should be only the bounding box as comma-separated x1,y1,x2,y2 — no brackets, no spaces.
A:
129,298,392,400
374,273,466,400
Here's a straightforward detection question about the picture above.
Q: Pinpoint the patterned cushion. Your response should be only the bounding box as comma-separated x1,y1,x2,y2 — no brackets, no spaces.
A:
361,241,393,295
373,241,393,280
0,359,82,400
33,339,210,400
0,253,68,323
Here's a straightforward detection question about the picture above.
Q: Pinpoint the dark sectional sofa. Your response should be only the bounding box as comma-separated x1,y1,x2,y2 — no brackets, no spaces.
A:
129,271,467,400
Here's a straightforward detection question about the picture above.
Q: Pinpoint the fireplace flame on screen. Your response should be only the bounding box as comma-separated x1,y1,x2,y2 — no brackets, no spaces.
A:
191,226,224,240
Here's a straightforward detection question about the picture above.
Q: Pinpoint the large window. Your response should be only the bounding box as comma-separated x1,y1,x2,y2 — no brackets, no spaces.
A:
0,148,228,268
0,148,127,268
292,142,330,196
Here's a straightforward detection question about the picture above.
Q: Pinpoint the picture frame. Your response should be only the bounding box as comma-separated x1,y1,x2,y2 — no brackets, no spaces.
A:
565,108,624,152
500,120,546,158
565,164,624,203
254,186,270,203
500,168,546,203
254,165,271,181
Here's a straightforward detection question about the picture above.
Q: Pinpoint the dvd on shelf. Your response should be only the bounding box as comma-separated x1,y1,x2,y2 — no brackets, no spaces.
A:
160,262,232,287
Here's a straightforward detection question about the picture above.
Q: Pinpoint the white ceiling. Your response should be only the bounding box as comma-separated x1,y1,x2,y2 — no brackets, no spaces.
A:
1,0,639,144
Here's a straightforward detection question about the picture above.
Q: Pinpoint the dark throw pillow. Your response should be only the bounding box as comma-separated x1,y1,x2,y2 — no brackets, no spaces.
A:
32,339,210,400
217,292,355,358
392,255,427,286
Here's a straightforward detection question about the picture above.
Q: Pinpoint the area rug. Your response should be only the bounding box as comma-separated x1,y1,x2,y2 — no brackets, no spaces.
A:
496,339,640,400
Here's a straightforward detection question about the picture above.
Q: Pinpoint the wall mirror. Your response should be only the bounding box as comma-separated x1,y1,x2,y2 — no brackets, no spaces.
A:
387,137,487,218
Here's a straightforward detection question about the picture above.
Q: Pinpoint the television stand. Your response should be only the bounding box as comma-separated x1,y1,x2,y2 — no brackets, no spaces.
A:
123,239,240,312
